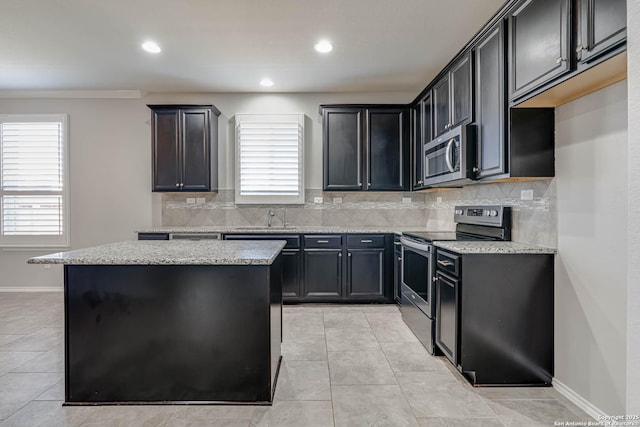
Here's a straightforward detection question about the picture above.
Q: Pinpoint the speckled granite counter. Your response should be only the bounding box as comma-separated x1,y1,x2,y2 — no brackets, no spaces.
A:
27,240,286,265
135,225,431,235
434,241,557,254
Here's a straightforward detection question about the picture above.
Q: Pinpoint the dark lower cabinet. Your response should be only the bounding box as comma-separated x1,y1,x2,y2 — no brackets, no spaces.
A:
435,271,459,365
434,247,554,386
281,250,302,300
346,249,385,299
578,0,626,64
508,0,571,101
303,250,342,300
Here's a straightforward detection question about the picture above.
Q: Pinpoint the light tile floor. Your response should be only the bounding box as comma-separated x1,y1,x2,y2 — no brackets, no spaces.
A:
0,293,592,426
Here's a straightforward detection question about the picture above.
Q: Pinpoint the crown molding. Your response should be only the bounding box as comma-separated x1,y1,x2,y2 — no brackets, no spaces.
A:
0,90,146,99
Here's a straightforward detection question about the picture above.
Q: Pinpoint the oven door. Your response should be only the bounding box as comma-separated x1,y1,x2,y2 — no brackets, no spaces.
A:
400,237,433,317
423,125,475,187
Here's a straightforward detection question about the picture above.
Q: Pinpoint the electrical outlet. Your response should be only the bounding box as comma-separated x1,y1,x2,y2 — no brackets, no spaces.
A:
196,198,206,204
314,197,323,204
436,196,443,203
186,198,196,204
402,197,412,204
333,197,342,204
521,189,534,201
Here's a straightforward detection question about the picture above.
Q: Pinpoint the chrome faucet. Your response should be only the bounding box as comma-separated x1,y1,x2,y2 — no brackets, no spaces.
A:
267,209,275,227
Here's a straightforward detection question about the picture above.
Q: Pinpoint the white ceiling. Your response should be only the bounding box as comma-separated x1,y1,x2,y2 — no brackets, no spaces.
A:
0,0,505,93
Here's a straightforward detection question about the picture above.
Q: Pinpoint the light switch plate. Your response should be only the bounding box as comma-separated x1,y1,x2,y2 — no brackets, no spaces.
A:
402,197,412,204
314,197,323,204
333,197,342,204
186,198,196,204
521,189,534,201
196,198,206,204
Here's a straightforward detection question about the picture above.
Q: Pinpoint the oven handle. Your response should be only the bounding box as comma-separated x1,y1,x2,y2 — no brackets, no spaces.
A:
400,237,432,253
445,138,456,173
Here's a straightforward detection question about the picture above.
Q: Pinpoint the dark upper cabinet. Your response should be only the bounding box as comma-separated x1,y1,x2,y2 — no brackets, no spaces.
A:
149,105,219,192
322,106,409,191
577,0,626,64
323,109,363,190
508,0,572,101
411,103,423,190
433,53,473,138
474,22,507,179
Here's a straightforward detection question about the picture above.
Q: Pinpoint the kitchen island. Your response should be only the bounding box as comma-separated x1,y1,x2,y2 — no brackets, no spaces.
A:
28,240,285,405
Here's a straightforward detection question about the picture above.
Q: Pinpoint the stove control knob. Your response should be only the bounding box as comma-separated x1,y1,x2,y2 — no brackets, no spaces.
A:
490,210,498,217
455,209,463,215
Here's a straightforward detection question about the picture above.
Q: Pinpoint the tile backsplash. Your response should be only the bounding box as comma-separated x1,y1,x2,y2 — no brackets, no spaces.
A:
162,179,556,247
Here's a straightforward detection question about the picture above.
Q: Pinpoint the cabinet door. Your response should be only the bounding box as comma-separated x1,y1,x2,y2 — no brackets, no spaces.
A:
435,272,458,365
323,109,363,190
474,22,507,179
303,250,342,299
282,249,302,300
411,103,424,189
578,0,626,63
508,0,571,100
346,249,385,300
367,109,408,191
433,76,450,137
152,109,181,191
181,109,211,191
450,53,473,128
422,92,433,143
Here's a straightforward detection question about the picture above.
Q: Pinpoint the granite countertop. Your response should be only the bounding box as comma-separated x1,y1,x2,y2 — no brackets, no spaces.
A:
27,240,287,266
135,226,430,235
433,241,557,255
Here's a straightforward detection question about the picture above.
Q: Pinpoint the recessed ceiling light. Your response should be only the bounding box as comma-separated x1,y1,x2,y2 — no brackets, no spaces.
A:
260,78,274,88
142,41,161,54
314,40,333,53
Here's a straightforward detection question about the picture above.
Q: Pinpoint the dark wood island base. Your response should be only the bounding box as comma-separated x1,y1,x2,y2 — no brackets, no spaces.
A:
63,258,282,405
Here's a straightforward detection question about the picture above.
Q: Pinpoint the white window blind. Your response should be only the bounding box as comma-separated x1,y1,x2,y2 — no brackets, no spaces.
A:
235,114,304,204
0,115,69,247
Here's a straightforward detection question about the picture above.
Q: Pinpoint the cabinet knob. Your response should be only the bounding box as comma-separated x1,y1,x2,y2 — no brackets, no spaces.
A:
175,183,180,187
348,253,352,257
418,180,423,185
338,253,342,258
180,183,184,188
556,57,566,64
367,183,371,188
472,167,479,173
576,45,583,53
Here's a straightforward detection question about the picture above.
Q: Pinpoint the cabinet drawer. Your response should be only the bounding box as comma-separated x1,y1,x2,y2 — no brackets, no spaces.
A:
138,233,170,240
225,234,300,249
304,235,342,249
347,234,385,248
435,250,460,277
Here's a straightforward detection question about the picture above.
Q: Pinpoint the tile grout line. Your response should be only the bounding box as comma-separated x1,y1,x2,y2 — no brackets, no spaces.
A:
322,307,338,427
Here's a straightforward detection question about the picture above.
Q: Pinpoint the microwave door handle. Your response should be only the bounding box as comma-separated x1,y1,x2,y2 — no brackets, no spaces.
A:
445,138,456,173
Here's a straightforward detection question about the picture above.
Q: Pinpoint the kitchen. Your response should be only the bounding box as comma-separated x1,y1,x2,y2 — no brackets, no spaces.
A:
0,0,638,426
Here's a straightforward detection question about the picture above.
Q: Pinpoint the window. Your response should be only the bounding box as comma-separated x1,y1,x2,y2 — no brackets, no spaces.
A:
0,114,69,247
235,114,304,204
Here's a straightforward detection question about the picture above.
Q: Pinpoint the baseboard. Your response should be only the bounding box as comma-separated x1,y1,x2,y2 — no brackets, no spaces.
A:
553,378,607,420
0,287,62,292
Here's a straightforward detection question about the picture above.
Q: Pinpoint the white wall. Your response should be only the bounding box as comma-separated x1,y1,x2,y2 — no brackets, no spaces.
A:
555,80,628,415
626,0,640,415
0,91,413,290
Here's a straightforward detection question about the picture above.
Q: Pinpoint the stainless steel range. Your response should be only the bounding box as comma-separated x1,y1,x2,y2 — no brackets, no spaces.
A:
400,205,511,354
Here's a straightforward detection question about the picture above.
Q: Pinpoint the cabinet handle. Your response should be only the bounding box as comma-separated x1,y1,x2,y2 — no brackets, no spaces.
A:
394,242,402,246
437,260,454,267
317,240,329,243
418,180,423,184
433,276,438,282
556,57,566,64
360,239,372,243
472,167,479,173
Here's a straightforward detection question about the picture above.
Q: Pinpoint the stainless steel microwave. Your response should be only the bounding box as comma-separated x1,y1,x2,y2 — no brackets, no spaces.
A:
423,124,476,187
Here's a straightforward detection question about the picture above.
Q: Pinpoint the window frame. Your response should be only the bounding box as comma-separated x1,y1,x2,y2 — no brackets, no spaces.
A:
234,113,305,205
0,114,70,248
